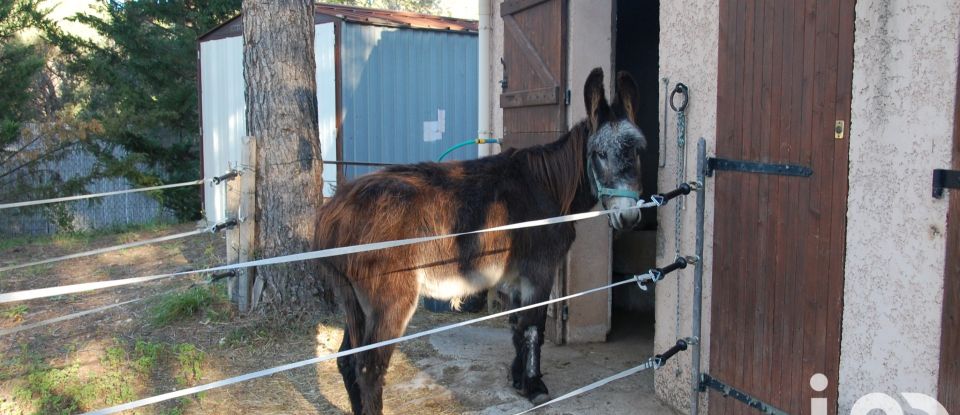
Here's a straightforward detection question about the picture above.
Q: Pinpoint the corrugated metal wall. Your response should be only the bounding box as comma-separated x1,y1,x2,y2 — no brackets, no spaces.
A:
200,36,245,223
200,25,339,219
315,23,338,197
340,24,478,178
200,22,478,217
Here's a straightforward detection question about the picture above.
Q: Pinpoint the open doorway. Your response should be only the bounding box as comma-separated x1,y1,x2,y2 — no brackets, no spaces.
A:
610,0,660,341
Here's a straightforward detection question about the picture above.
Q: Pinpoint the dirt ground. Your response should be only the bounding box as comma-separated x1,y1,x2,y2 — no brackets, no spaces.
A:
0,223,678,414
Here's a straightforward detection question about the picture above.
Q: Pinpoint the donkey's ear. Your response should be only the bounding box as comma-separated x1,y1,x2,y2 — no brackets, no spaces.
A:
583,67,610,132
612,71,640,125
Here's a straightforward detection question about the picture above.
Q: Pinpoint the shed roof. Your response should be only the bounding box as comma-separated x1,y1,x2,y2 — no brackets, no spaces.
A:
314,3,477,32
200,3,477,42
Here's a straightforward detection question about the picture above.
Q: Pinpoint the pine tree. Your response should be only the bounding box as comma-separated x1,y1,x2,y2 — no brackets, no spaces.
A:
241,0,327,314
48,0,243,220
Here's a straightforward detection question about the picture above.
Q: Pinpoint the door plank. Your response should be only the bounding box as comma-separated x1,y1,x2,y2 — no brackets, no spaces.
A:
500,86,560,108
503,15,558,86
709,1,853,413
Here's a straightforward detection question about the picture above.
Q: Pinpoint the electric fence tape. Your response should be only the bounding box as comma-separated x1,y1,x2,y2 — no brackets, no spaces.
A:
84,278,640,415
0,227,211,273
0,199,665,304
0,179,206,210
513,358,662,415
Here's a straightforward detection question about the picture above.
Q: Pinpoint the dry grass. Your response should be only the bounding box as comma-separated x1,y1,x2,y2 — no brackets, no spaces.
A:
0,223,490,414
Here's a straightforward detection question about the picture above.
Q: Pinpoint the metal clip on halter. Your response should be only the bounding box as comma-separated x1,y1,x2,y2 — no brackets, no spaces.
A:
635,256,692,291
654,339,688,368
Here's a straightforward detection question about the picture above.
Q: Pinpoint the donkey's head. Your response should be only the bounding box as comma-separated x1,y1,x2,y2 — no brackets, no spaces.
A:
583,68,646,231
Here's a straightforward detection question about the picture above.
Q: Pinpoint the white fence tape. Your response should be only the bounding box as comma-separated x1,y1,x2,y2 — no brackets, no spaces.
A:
0,298,141,337
0,227,210,273
1,200,661,304
514,358,660,415
0,281,206,337
0,179,205,210
84,278,637,415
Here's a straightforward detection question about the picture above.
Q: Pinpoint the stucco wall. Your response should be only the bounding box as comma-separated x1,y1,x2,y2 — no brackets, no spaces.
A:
654,1,719,413
839,1,959,412
565,0,616,344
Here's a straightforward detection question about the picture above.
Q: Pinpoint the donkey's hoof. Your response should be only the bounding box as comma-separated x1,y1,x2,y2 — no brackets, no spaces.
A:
521,377,550,404
530,393,551,405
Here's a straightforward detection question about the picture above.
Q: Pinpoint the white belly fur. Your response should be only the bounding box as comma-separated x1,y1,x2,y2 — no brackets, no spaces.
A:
417,264,517,305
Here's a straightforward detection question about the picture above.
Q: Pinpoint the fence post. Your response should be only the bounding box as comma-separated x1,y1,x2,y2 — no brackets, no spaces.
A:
225,166,241,305
238,135,258,313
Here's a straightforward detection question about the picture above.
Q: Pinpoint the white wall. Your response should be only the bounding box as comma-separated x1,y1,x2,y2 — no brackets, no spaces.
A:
652,1,960,413
655,1,720,413
839,0,959,411
316,23,338,197
201,23,339,220
201,36,245,223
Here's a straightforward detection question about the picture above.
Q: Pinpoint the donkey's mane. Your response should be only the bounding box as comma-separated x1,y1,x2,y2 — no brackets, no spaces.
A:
508,121,590,215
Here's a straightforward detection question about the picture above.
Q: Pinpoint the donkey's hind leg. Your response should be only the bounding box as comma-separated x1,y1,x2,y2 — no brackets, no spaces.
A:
509,275,553,404
337,291,365,415
353,282,419,415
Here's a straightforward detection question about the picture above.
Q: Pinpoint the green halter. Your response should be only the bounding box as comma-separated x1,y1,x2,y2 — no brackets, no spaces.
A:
587,156,641,201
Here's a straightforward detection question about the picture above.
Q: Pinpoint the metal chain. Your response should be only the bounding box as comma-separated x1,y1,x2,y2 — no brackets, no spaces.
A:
672,84,689,376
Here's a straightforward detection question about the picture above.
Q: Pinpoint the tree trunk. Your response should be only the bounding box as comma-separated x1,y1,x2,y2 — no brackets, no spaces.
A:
242,0,329,315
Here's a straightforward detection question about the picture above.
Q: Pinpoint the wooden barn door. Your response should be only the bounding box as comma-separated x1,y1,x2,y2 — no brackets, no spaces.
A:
937,34,960,414
500,0,567,148
500,0,568,342
709,1,854,414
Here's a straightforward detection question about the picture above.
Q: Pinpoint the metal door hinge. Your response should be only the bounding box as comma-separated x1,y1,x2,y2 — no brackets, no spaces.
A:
933,169,960,198
564,89,571,106
835,120,845,140
698,374,789,415
706,157,813,177
561,304,569,321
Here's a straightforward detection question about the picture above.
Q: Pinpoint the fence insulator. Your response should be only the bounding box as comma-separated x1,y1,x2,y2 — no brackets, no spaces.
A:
210,218,238,233
211,170,241,185
209,270,237,283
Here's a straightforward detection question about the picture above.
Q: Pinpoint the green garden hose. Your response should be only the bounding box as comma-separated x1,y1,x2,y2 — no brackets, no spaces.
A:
437,138,501,161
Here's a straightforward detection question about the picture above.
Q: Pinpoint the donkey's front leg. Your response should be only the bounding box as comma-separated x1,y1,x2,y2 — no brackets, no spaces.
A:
509,276,551,404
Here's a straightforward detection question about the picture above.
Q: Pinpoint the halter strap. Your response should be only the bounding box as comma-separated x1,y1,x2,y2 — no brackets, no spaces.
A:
587,156,641,201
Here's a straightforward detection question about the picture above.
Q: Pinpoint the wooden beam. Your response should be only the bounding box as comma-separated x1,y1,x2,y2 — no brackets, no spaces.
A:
501,0,550,17
225,161,241,305
239,135,258,312
500,86,559,108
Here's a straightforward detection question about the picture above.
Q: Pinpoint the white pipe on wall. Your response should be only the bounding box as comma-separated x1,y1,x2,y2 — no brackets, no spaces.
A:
477,0,495,157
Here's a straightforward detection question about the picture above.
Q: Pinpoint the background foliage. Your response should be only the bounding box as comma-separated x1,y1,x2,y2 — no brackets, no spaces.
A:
1,0,442,223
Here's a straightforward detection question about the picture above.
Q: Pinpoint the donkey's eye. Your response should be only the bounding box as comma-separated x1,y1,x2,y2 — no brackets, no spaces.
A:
597,152,607,160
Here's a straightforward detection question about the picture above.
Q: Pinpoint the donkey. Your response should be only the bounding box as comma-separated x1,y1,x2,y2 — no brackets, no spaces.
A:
315,68,647,415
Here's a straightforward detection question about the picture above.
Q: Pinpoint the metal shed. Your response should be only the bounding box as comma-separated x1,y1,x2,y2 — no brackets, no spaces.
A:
198,4,478,223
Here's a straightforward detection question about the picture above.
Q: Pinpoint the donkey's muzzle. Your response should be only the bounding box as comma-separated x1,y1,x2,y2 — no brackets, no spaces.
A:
607,197,641,230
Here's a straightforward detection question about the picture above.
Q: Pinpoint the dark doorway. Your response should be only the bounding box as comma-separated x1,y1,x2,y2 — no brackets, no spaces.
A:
610,0,660,339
